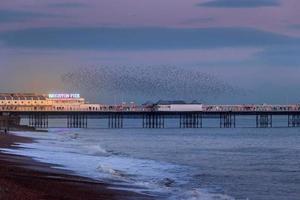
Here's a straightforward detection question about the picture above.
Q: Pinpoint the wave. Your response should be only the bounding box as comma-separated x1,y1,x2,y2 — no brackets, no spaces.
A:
84,144,108,156
97,164,126,178
173,188,234,200
2,130,235,200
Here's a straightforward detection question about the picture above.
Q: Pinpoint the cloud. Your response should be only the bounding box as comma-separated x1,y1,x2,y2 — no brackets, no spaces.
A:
48,2,87,8
0,10,57,23
181,17,215,25
289,24,300,29
197,0,280,8
0,27,297,50
254,46,300,66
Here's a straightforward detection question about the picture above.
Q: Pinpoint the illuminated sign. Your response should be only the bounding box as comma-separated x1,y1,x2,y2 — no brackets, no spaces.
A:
48,94,80,99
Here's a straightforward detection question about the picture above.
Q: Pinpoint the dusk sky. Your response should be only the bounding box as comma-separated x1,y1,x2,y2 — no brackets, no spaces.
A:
1,0,300,103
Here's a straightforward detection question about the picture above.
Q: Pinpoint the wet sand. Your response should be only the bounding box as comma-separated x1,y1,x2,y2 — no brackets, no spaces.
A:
0,132,153,200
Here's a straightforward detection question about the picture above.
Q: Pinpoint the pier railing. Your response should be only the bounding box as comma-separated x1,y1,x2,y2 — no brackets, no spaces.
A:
1,104,300,112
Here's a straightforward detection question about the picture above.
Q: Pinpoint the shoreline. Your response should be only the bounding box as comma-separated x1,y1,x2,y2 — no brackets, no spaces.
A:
0,132,153,200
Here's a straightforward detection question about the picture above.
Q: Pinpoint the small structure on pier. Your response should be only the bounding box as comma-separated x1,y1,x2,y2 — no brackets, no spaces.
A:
154,100,203,111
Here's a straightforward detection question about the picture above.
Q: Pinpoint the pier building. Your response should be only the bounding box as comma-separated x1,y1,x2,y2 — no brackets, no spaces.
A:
0,93,104,111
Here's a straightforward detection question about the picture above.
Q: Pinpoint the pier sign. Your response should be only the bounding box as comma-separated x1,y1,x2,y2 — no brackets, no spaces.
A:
48,94,80,99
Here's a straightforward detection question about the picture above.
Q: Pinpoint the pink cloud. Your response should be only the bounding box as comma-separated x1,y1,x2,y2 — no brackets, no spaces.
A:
0,0,299,36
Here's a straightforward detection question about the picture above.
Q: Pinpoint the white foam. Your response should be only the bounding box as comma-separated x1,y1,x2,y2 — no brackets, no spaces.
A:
1,130,235,199
84,144,108,156
172,188,235,200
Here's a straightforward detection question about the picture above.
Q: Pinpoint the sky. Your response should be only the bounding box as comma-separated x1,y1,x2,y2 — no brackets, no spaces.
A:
0,0,300,103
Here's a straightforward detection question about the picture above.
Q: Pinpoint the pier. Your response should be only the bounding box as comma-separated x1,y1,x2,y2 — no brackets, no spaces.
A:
1,110,300,129
1,93,300,129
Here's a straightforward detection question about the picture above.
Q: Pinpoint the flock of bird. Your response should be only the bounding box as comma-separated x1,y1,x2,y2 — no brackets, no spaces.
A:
61,65,244,102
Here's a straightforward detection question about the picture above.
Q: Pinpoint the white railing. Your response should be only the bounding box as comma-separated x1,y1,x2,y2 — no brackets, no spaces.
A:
0,105,300,112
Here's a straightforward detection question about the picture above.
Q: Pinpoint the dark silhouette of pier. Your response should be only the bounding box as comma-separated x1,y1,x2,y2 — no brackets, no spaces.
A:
2,110,300,129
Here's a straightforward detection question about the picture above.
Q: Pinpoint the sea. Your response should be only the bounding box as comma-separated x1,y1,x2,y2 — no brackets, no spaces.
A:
1,117,300,200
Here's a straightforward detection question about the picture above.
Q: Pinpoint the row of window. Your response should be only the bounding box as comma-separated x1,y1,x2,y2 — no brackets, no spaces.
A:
0,96,46,100
0,101,47,105
0,106,103,111
0,100,84,105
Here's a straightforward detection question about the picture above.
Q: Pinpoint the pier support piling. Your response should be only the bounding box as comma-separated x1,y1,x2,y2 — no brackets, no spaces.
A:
67,114,87,128
29,113,48,128
179,113,202,128
220,113,235,128
143,113,165,128
256,114,272,128
108,114,124,128
288,114,300,127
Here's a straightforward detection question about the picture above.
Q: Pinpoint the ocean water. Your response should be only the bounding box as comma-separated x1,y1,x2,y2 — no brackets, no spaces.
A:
1,121,300,199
